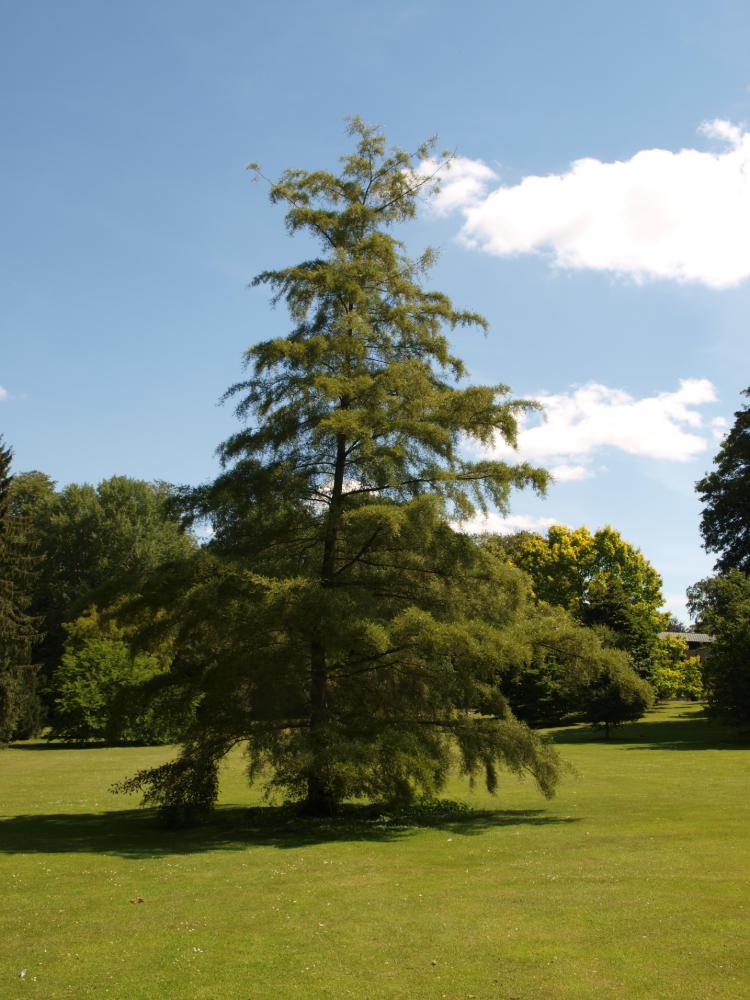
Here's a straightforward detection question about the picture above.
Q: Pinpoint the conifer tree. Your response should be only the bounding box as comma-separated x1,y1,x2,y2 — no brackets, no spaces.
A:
0,438,43,740
121,121,561,820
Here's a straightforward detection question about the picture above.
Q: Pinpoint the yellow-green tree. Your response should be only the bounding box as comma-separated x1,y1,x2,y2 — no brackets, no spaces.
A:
650,634,703,701
498,525,665,675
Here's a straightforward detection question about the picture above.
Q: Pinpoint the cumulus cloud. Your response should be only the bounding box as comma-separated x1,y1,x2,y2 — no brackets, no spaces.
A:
421,156,498,216
454,512,562,536
434,121,750,288
485,378,719,475
0,386,8,401
549,463,593,482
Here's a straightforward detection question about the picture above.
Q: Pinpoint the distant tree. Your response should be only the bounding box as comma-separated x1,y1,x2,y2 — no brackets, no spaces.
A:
581,651,654,739
498,525,663,614
495,526,665,675
688,571,750,726
0,440,43,740
578,574,660,677
650,634,703,701
117,120,564,823
50,607,185,744
493,598,629,726
697,387,750,573
9,475,196,691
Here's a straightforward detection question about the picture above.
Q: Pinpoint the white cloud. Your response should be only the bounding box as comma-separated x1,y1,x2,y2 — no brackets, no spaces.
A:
437,121,750,288
549,463,592,482
421,156,498,216
486,378,719,474
454,512,563,536
0,386,8,401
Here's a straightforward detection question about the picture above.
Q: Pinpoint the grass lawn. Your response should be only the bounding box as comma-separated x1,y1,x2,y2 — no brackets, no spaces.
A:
1,702,748,999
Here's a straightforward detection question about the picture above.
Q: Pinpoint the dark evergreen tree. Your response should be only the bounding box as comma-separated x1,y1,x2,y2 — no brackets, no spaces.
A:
688,572,750,726
119,120,564,822
0,439,43,740
578,574,658,678
697,387,750,573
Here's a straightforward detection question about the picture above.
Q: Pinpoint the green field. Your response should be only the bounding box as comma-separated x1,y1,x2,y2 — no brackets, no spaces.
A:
1,703,748,999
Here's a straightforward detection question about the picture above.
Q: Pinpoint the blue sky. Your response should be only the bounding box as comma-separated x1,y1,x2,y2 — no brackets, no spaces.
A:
3,0,750,618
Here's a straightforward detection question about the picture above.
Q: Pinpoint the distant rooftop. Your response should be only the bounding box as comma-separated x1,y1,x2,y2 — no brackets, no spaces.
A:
659,631,715,643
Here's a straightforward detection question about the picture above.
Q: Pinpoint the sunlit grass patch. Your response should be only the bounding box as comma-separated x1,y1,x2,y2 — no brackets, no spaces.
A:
1,703,748,999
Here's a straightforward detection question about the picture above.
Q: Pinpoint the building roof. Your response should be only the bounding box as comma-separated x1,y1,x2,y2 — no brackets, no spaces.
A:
659,631,715,643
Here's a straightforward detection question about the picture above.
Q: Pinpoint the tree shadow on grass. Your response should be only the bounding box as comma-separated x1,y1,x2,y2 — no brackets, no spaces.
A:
0,801,579,858
551,705,749,752
8,741,170,751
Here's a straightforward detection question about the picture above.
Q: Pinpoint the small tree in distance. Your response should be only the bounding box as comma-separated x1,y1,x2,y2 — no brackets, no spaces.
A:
582,652,654,739
119,119,564,822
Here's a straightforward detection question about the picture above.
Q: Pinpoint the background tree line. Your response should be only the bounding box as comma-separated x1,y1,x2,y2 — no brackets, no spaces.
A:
1,464,194,741
3,448,679,750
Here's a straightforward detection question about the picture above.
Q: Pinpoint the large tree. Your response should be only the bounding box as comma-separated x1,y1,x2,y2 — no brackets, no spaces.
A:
120,120,564,821
0,439,43,740
697,387,750,573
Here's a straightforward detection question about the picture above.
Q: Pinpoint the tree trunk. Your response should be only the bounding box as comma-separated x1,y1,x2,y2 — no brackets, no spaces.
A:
302,771,338,817
304,431,348,816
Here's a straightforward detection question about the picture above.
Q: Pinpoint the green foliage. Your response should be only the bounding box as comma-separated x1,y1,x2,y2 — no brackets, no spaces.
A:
497,600,625,726
51,608,186,744
697,387,750,574
578,574,661,677
496,525,666,676
0,438,43,741
580,650,654,738
122,120,563,819
498,525,664,614
650,634,703,701
8,473,196,700
688,571,750,726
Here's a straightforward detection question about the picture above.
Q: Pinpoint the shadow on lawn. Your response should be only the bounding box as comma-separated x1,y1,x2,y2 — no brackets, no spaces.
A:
0,802,578,858
551,704,749,752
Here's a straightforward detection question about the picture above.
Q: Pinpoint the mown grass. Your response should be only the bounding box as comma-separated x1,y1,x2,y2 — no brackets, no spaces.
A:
1,702,748,999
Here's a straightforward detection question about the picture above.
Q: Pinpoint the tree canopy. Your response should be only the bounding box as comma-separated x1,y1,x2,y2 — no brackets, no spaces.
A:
119,119,566,821
493,525,665,676
9,473,196,691
697,387,750,574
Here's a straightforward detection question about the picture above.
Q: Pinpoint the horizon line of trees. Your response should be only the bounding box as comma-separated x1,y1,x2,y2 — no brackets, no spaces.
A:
3,454,680,748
